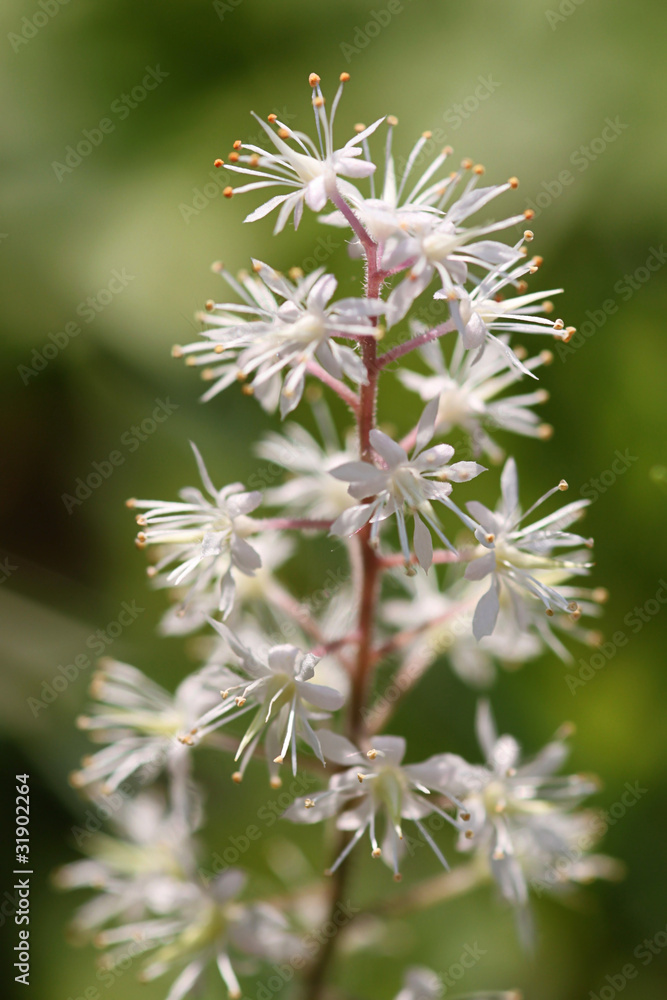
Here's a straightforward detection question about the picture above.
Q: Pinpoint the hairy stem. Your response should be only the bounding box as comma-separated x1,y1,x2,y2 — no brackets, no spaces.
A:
250,517,334,532
348,235,383,744
304,194,383,1000
377,319,456,369
306,359,360,414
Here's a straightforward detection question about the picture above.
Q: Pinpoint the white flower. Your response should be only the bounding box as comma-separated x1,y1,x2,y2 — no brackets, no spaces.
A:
256,422,358,518
54,793,198,936
207,620,346,784
58,806,301,1000
157,534,294,637
382,572,543,689
464,457,594,639
223,73,383,233
394,966,444,1000
397,330,554,462
383,171,536,327
113,868,299,1000
456,702,615,943
435,256,567,376
285,731,474,880
128,443,262,619
330,397,487,568
175,261,382,417
320,120,455,243
70,659,245,807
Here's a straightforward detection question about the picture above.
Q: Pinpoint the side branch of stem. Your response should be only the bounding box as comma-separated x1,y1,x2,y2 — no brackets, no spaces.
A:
377,319,456,369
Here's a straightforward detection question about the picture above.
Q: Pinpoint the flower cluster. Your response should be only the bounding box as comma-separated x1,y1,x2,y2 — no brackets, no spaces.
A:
55,795,301,999
60,73,616,1000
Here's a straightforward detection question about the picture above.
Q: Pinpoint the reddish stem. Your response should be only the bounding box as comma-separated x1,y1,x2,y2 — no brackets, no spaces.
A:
377,550,462,569
347,217,384,745
250,517,333,532
377,319,456,369
305,359,360,414
304,191,384,1000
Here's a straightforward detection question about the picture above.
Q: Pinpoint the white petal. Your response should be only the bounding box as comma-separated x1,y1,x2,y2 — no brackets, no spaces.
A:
305,175,328,211
329,460,379,483
338,158,377,178
463,312,487,350
331,343,368,385
244,193,292,223
464,550,496,581
407,754,485,797
317,729,360,765
413,514,433,570
231,535,262,574
466,501,499,534
475,699,498,759
472,577,501,640
413,396,440,456
280,371,305,417
227,490,263,517
308,272,338,311
445,461,486,483
501,457,519,516
299,681,346,712
330,504,374,536
386,269,432,328
413,444,455,471
267,645,300,676
373,735,406,765
369,429,408,468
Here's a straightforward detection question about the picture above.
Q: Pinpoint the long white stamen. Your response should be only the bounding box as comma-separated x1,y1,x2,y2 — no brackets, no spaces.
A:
415,819,450,871
277,697,297,762
325,823,367,875
217,952,242,1000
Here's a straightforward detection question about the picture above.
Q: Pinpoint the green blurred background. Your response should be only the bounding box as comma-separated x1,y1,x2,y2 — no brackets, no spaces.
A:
1,0,666,997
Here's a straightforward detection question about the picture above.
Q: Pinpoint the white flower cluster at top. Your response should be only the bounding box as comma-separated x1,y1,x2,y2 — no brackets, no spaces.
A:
59,73,619,1000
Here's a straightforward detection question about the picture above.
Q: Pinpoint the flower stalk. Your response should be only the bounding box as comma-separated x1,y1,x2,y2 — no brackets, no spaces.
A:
59,72,616,1000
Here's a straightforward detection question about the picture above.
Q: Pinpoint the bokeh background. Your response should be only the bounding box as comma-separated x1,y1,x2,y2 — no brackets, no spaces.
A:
1,1,666,998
